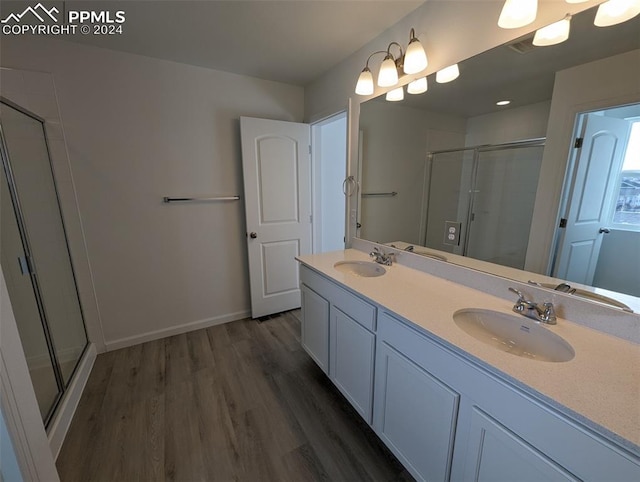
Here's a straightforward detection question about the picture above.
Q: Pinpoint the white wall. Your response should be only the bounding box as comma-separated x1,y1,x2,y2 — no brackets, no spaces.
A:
315,113,347,253
594,229,640,296
1,36,304,349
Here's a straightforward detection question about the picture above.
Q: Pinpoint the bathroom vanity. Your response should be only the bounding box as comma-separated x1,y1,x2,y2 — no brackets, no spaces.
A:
297,246,640,482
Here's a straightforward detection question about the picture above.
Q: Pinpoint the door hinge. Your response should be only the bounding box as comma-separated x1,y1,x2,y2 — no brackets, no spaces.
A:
308,145,312,155
309,214,313,223
574,137,583,148
559,218,567,228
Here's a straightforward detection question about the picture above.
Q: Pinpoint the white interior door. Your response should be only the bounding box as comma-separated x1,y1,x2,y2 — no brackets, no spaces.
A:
240,117,311,318
554,114,631,284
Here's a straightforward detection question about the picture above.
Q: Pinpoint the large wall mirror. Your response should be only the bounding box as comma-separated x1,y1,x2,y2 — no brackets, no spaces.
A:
356,4,640,312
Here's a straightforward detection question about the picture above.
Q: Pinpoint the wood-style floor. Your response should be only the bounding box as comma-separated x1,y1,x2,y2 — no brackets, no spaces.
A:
57,310,412,481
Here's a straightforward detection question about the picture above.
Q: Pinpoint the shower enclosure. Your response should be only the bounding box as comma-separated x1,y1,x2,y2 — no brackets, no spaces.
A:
0,98,88,427
423,139,545,270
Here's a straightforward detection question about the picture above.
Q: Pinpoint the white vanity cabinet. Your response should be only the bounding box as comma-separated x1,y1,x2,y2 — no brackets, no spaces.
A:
374,311,460,481
377,312,640,482
298,262,640,482
300,265,376,423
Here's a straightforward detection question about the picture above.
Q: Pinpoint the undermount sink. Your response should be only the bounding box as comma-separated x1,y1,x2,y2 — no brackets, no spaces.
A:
453,309,575,363
334,261,386,277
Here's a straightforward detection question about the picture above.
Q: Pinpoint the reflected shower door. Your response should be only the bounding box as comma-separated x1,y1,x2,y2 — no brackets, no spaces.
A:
465,145,544,269
0,99,88,425
424,149,474,253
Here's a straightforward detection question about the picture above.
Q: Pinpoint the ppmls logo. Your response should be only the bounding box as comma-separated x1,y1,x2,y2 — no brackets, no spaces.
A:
1,2,59,24
2,2,125,36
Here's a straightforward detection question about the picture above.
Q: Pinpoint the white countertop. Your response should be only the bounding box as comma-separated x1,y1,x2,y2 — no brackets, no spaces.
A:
297,249,640,454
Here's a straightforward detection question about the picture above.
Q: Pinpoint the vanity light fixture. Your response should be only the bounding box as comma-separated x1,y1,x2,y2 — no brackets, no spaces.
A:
436,64,460,83
386,86,404,101
407,77,428,94
533,14,572,46
594,0,640,27
355,28,428,95
498,0,538,29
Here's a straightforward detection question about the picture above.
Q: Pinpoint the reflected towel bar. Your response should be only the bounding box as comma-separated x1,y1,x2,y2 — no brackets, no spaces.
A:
362,191,397,197
163,196,240,203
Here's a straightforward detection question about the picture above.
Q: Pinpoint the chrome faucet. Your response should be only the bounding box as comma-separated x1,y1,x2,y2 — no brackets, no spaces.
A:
370,247,394,266
508,287,557,325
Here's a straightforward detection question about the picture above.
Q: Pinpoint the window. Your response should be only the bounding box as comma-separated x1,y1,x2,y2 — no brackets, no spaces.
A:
612,120,640,229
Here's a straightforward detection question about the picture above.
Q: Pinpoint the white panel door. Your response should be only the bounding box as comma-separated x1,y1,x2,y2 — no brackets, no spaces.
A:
240,117,311,318
555,114,630,284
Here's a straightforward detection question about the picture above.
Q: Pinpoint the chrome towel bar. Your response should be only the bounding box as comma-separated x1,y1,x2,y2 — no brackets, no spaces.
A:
163,196,240,203
362,191,397,197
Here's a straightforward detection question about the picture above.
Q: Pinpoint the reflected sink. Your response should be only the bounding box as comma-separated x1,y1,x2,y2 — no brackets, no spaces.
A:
334,261,386,277
453,309,575,362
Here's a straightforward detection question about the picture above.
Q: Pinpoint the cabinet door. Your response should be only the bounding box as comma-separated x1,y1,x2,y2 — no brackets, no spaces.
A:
374,342,459,482
330,307,375,423
461,407,579,482
301,284,329,373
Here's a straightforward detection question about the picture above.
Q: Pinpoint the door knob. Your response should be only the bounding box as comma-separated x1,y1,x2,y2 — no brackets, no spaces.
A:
249,232,257,239
598,228,611,234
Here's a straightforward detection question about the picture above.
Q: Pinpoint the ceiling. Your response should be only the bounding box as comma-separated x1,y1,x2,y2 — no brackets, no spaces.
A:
36,0,425,86
386,6,640,118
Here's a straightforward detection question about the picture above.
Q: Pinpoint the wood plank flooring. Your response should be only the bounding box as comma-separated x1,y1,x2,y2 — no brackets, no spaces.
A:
57,310,412,481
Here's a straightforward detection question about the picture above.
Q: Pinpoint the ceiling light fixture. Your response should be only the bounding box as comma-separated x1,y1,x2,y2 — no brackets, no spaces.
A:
594,0,640,27
496,100,511,106
355,28,428,95
533,14,572,46
386,86,404,101
407,77,428,94
498,0,538,29
436,64,460,83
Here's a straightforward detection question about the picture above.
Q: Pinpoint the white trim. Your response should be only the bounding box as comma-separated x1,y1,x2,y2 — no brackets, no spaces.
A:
104,310,251,351
0,270,59,481
47,343,96,460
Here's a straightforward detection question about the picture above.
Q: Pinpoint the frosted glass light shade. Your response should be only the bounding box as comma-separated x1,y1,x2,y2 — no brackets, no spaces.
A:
404,39,428,74
594,0,640,27
378,56,399,87
436,64,460,83
498,0,538,29
533,16,571,46
407,77,428,94
385,87,404,101
355,68,374,95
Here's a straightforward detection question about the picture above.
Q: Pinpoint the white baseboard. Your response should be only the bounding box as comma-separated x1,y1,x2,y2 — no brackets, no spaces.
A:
48,343,96,460
104,310,251,352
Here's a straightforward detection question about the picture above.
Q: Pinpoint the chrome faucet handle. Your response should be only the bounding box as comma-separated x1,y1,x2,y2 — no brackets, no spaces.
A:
508,287,525,301
541,302,557,325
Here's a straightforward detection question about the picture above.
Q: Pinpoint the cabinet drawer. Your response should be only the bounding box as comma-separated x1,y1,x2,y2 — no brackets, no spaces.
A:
300,265,376,331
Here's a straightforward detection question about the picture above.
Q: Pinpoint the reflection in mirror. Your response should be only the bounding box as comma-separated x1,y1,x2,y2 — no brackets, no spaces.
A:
357,4,640,312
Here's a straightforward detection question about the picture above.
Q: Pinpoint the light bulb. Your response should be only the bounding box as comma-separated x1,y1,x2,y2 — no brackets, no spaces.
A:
436,64,460,83
594,0,640,27
498,0,538,29
533,15,571,46
385,87,404,101
378,55,399,87
407,77,428,94
404,38,428,74
355,67,374,95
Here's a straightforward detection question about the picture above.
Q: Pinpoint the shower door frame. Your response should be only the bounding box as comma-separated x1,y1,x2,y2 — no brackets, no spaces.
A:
0,97,89,428
423,138,546,261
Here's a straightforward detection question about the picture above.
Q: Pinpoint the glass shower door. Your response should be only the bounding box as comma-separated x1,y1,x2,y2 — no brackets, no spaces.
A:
465,144,544,269
0,99,88,425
